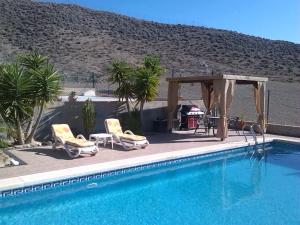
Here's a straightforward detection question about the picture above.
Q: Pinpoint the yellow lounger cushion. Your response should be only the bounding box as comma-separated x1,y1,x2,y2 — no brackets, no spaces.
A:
65,138,95,148
52,124,75,139
105,119,123,135
119,134,147,141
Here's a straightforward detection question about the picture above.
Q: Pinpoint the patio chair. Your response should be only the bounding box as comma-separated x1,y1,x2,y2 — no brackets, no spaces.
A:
104,118,149,150
51,124,98,158
194,114,208,134
195,115,220,136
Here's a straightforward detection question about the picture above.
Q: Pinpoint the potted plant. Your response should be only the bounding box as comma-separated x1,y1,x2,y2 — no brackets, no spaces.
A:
236,114,245,130
68,91,77,102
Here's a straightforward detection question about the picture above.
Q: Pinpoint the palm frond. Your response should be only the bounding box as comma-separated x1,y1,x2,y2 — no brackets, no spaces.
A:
18,51,48,70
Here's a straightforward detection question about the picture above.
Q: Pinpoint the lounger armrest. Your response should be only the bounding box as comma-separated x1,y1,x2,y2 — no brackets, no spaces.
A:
56,136,66,145
76,134,87,140
124,130,134,135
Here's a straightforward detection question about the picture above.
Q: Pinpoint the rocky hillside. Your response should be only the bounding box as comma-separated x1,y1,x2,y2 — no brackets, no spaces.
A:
1,0,300,83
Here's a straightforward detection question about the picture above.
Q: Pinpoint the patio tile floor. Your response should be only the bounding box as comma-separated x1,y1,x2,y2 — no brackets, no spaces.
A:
0,131,299,180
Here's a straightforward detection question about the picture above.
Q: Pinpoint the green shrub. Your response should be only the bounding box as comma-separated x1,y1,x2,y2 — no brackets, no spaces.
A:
82,99,96,137
0,139,9,149
120,110,141,135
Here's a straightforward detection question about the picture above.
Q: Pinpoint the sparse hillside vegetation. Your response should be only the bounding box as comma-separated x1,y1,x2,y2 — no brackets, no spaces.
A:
0,0,300,84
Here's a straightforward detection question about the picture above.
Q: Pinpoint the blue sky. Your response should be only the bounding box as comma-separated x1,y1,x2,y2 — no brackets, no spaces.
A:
48,0,300,43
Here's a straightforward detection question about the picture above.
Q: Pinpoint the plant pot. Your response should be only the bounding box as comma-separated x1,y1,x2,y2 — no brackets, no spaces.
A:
236,120,245,130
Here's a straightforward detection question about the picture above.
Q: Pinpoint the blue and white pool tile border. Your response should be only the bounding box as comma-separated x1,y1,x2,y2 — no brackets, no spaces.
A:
0,146,250,197
1,137,299,197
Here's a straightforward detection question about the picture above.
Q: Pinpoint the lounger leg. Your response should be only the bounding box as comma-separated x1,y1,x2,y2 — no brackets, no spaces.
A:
65,145,81,158
52,142,57,150
122,143,131,150
52,139,58,150
90,146,98,156
141,140,149,149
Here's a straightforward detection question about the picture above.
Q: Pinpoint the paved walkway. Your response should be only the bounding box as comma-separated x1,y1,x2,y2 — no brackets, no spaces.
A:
1,131,299,180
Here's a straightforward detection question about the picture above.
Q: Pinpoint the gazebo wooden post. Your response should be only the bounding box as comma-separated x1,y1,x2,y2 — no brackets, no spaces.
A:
213,78,236,141
262,82,267,130
260,81,267,131
253,81,267,131
167,81,179,133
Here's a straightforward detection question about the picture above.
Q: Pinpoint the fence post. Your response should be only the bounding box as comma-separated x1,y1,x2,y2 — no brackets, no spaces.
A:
92,74,95,88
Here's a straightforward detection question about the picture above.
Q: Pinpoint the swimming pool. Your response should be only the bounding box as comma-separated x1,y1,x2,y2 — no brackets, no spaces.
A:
1,140,300,225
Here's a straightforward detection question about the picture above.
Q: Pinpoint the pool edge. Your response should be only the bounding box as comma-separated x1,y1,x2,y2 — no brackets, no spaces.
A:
1,137,299,194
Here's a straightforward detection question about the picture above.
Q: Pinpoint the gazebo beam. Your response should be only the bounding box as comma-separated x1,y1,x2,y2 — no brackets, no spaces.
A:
166,74,268,83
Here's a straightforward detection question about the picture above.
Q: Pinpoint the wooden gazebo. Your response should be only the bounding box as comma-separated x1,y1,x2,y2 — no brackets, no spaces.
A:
166,74,268,140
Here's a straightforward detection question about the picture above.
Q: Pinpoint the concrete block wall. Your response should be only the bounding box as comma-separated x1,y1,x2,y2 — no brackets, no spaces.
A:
35,99,204,141
36,101,121,140
267,123,300,137
35,100,300,141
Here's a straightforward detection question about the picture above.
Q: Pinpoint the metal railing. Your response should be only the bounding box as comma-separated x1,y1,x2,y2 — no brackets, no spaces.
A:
242,123,266,158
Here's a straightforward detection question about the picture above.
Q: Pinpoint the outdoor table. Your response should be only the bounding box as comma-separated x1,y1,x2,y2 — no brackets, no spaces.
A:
89,133,113,149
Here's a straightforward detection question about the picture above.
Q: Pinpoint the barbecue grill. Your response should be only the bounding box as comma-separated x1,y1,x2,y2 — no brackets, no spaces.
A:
179,105,204,129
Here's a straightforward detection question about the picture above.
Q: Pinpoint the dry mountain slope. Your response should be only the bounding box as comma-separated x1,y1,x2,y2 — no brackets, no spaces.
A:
0,0,300,83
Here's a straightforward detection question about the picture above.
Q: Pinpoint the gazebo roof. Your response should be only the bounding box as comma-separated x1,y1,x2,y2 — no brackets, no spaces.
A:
166,74,268,85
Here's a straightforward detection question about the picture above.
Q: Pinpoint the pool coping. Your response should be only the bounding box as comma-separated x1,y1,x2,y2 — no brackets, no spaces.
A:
0,137,299,193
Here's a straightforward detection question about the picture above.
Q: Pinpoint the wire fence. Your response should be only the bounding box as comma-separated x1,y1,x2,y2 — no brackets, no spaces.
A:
61,72,114,96
61,69,300,126
61,67,213,98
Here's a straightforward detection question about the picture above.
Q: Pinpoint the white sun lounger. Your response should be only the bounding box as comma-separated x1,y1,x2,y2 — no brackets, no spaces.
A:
104,118,149,150
51,124,98,158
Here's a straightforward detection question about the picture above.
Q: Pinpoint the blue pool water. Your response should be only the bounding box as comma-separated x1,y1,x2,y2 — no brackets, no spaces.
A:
1,141,300,225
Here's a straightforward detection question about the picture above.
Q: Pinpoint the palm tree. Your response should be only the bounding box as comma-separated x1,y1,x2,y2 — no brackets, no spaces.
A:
0,52,62,144
25,63,61,143
18,51,48,139
134,56,163,130
17,52,61,143
108,60,133,113
0,64,34,144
